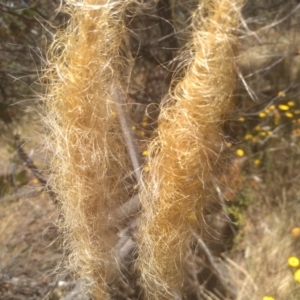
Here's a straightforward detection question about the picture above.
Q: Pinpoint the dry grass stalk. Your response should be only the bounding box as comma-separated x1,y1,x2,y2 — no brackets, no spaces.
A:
137,0,243,298
44,1,137,298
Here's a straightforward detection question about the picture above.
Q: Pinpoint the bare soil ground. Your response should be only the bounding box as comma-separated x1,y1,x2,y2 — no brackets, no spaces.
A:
0,189,65,299
0,122,75,300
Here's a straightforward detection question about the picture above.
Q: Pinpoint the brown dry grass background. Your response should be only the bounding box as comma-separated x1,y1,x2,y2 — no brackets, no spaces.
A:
1,0,300,299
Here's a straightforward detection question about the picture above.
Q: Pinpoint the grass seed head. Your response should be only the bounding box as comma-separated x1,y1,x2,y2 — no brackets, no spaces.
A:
44,0,138,298
137,0,244,298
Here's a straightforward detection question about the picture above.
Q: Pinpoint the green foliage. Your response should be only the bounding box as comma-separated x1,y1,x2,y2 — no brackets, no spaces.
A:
226,187,255,227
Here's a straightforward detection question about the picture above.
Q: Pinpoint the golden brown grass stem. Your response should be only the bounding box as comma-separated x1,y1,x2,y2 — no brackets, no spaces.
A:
137,0,243,298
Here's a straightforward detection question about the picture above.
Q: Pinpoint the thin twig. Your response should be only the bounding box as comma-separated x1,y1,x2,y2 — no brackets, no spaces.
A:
114,219,138,266
112,194,140,221
112,89,142,187
185,255,202,300
193,233,238,299
215,185,236,235
0,188,43,204
16,139,57,205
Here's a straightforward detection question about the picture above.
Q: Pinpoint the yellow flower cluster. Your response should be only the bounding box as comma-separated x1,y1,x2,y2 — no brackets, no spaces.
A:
258,100,297,125
131,114,153,139
241,122,273,145
287,229,300,284
236,93,300,161
287,254,300,283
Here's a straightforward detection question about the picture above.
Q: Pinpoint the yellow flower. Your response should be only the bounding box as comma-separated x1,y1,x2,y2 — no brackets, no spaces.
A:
278,91,286,97
294,269,300,282
245,134,253,140
236,149,244,157
263,297,275,300
294,110,300,115
254,159,261,166
285,112,293,118
269,105,275,111
142,150,149,156
288,101,295,107
138,130,145,137
288,256,300,267
238,116,245,122
259,112,267,118
260,132,267,137
291,227,300,238
226,142,232,147
278,104,289,111
143,165,150,172
131,125,136,131
142,121,148,127
255,125,261,131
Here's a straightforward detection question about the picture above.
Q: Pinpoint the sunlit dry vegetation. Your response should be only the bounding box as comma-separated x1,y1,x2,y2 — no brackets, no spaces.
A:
1,0,300,299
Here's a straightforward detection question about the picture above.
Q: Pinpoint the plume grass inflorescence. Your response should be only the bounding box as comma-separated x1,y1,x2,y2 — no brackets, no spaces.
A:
137,0,243,298
44,0,136,298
